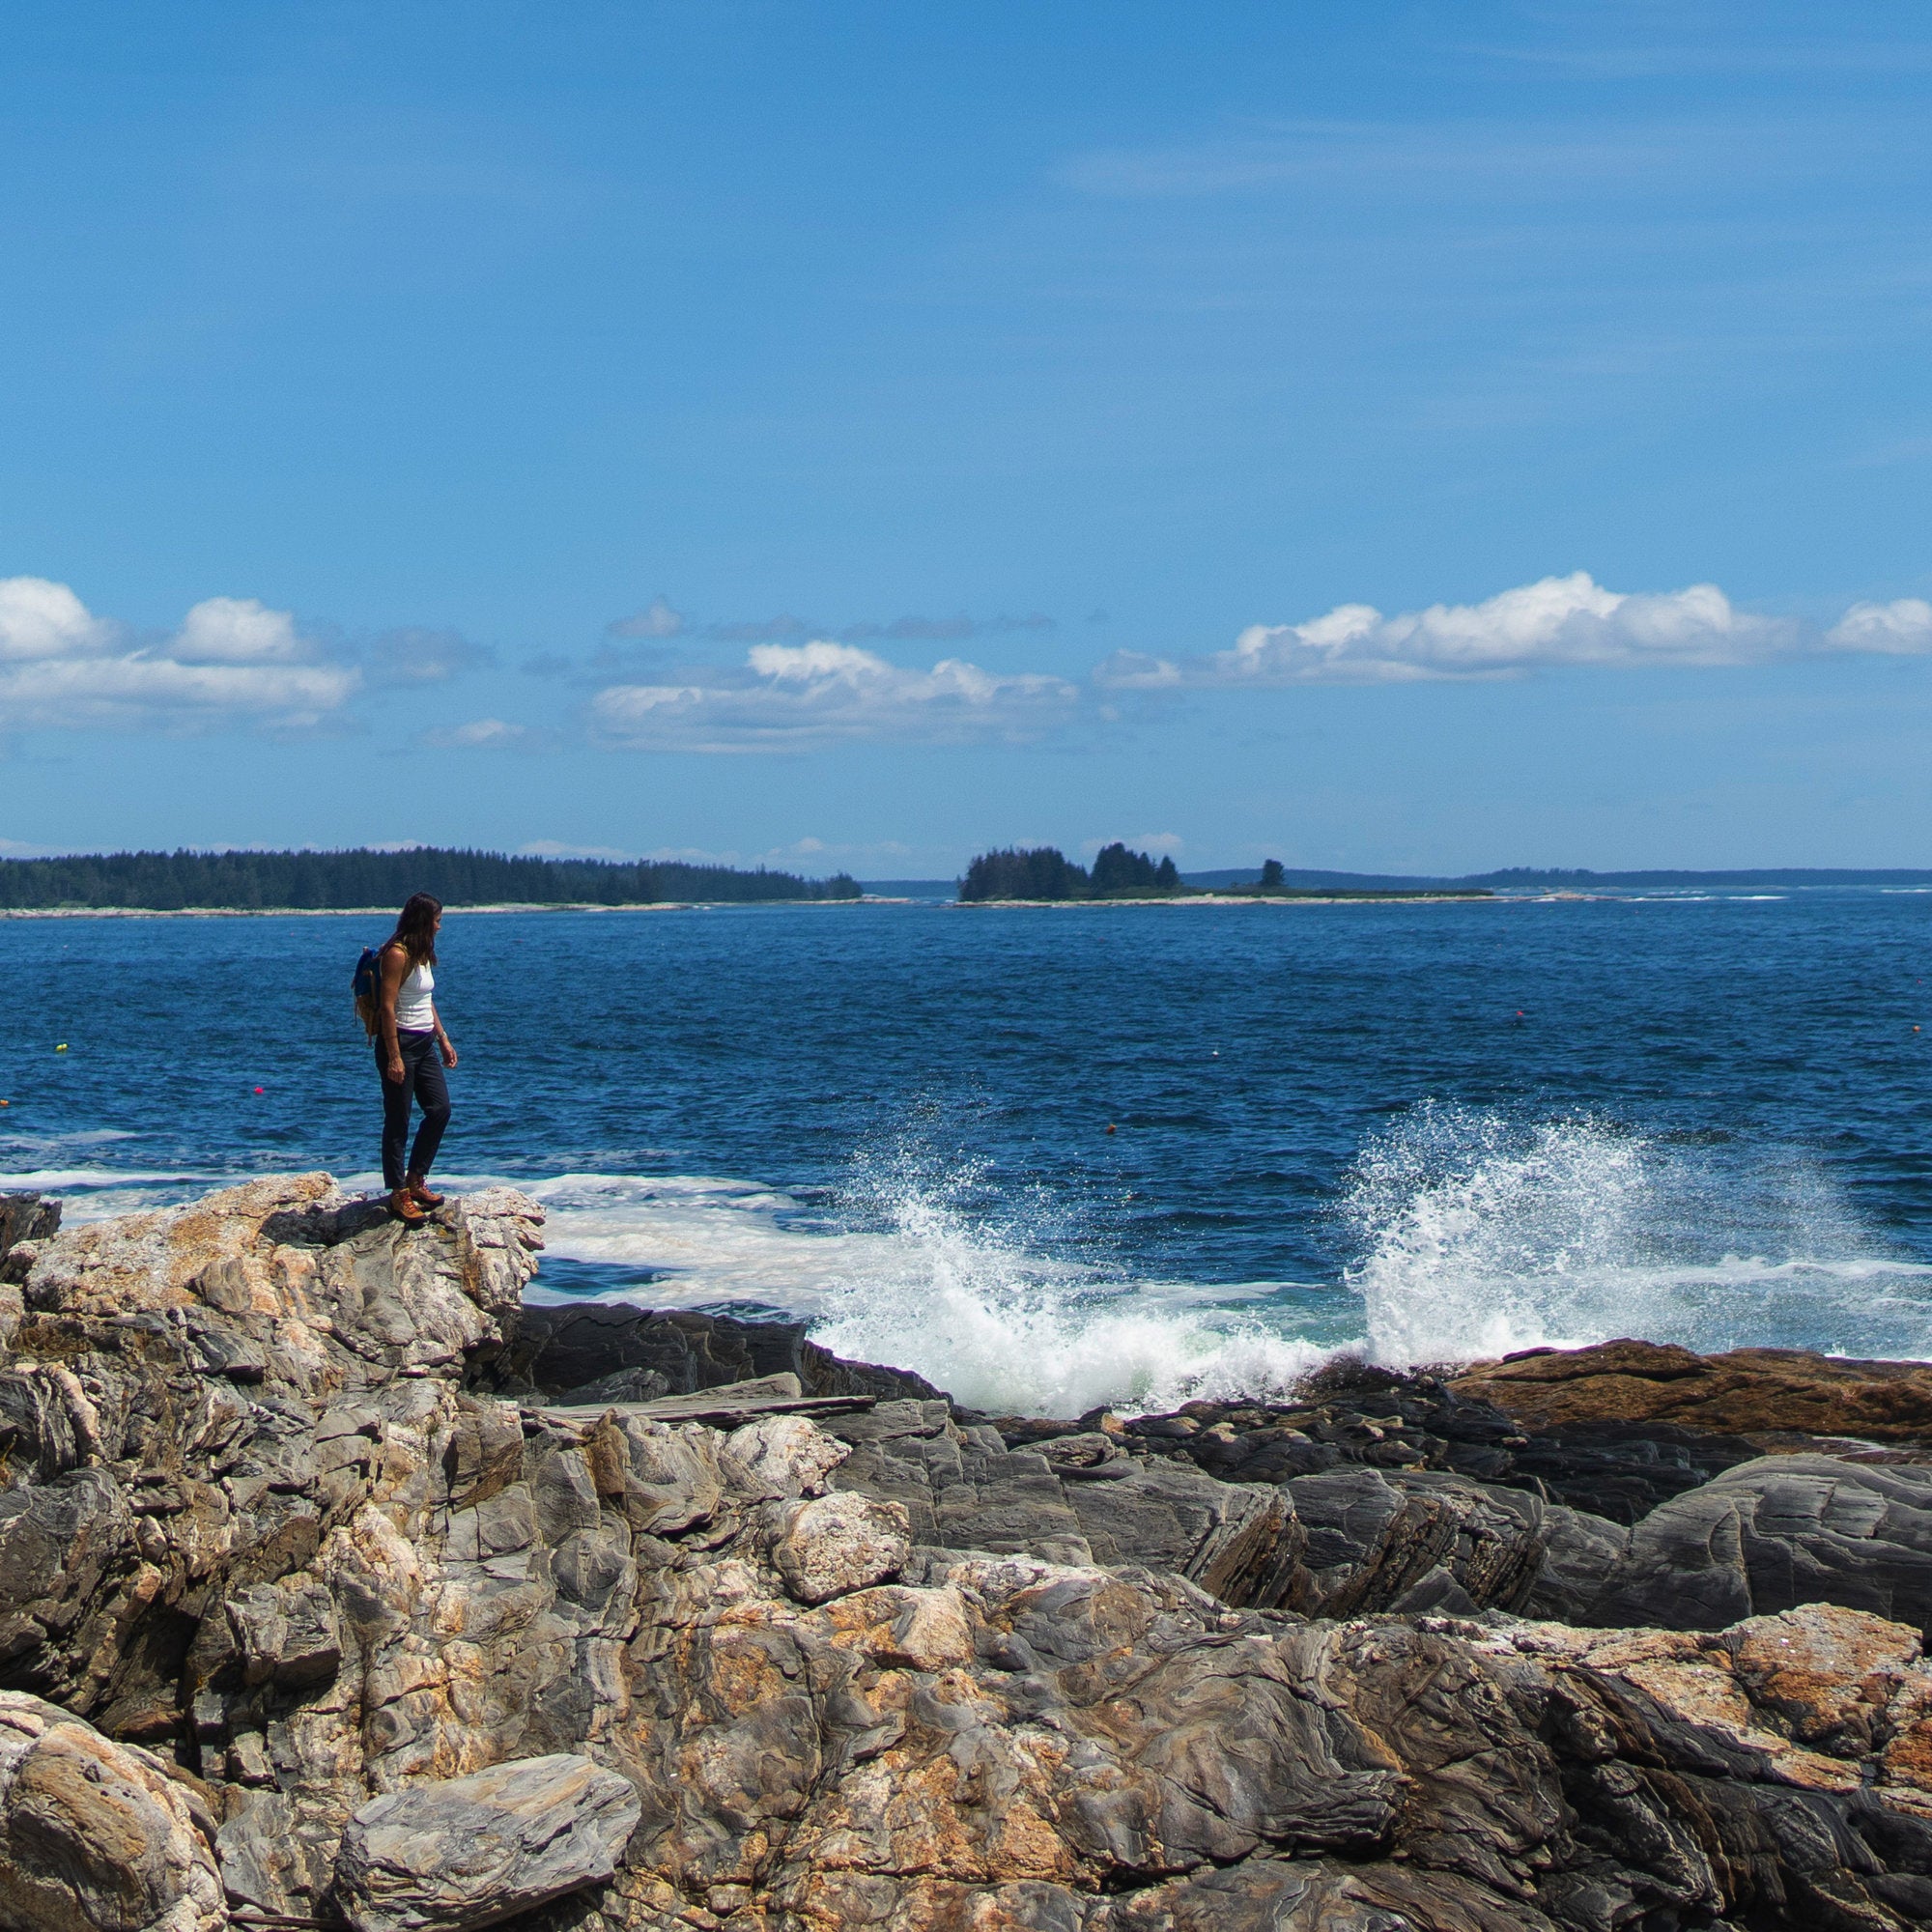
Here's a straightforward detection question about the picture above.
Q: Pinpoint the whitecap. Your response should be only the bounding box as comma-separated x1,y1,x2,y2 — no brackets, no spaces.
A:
1341,1104,1932,1366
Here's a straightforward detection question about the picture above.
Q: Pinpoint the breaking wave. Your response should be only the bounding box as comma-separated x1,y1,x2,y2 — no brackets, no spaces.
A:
520,1160,1331,1417
7,1104,1928,1414
1342,1103,1932,1366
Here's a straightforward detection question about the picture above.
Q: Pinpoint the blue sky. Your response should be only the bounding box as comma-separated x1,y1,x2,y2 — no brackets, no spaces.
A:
4,1,1932,874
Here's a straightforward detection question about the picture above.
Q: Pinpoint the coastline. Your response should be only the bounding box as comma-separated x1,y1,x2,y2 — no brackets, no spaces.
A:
0,892,1501,917
952,890,1499,907
0,897,868,920
12,1176,1932,1930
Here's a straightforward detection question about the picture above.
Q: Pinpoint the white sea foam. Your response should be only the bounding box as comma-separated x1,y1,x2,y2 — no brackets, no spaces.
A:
1343,1104,1932,1365
0,1166,218,1212
8,1103,1929,1412
512,1165,1329,1415
803,1183,1328,1417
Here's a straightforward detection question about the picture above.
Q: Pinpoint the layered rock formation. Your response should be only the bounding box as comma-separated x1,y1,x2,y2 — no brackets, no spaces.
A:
12,1179,1932,1927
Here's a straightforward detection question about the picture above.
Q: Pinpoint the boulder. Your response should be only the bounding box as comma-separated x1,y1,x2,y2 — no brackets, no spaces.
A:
724,1409,852,1498
1061,1454,1301,1606
0,1690,222,1932
334,1751,641,1932
1280,1464,1549,1618
0,1192,59,1290
769,1490,912,1604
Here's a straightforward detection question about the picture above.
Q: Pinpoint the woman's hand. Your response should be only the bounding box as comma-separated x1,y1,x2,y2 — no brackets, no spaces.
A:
384,1054,406,1084
439,1036,459,1069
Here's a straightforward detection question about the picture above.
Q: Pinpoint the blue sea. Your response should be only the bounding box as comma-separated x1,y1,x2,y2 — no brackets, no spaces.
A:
4,890,1932,1414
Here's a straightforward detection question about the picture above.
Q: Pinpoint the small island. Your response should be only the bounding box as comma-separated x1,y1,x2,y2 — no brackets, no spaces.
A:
957,844,1493,902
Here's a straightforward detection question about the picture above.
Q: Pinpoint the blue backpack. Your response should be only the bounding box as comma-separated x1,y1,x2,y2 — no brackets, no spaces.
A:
352,946,384,1037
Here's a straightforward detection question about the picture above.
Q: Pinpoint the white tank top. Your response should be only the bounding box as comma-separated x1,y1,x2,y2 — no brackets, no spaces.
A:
394,958,436,1031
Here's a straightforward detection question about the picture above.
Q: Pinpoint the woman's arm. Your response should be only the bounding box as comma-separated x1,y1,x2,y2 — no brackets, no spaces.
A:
379,946,408,1083
433,1003,458,1069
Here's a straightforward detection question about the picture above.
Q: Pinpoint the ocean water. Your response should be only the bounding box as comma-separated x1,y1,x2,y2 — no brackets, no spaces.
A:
3,891,1931,1414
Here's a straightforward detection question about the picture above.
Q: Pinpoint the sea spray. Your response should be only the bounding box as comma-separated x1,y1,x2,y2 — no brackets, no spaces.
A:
17,1112,1932,1413
1341,1103,1932,1365
799,1131,1323,1413
808,1166,1328,1415
522,1152,1331,1415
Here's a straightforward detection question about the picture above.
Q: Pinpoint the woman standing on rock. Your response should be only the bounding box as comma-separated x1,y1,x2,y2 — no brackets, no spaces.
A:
376,893,457,1225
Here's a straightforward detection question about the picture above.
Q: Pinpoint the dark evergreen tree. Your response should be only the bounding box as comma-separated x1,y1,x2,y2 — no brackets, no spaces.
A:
1090,842,1171,895
957,842,1188,900
957,847,1091,900
1259,859,1286,892
0,848,863,910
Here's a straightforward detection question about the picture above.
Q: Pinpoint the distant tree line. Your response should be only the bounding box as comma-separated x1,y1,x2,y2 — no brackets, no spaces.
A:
956,848,1481,903
0,847,863,910
958,843,1182,900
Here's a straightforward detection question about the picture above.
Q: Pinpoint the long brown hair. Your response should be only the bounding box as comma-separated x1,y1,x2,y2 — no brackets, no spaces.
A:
389,893,441,966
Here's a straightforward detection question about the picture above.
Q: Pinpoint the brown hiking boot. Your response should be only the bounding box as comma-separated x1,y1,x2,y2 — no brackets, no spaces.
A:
389,1187,427,1225
408,1176,444,1208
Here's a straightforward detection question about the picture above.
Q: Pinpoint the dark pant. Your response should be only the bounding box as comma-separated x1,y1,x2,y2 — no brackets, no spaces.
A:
379,1030,450,1189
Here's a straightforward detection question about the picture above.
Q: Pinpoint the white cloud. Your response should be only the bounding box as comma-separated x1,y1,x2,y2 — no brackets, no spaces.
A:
0,578,112,662
427,718,526,748
0,577,357,730
590,639,1080,752
748,639,881,682
172,596,305,664
608,596,685,639
0,656,358,730
1826,598,1932,654
1094,572,1931,689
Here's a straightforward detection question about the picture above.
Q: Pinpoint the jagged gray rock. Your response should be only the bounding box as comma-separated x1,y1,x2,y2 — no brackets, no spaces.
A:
1549,1452,1932,1637
494,1300,942,1406
11,1179,1932,1928
334,1750,643,1932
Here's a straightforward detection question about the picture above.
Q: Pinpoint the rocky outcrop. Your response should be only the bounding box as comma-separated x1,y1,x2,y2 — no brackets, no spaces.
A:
15,1187,1932,1927
0,1192,60,1283
1020,1357,1781,1525
492,1303,942,1408
1453,1336,1932,1444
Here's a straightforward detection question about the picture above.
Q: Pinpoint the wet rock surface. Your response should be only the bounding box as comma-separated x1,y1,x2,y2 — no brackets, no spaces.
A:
490,1303,942,1409
1452,1336,1932,1445
12,1188,1932,1929
1004,1356,1787,1527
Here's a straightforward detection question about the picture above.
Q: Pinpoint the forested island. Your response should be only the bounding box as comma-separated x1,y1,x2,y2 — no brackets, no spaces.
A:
0,847,862,911
958,842,1182,900
957,844,1491,901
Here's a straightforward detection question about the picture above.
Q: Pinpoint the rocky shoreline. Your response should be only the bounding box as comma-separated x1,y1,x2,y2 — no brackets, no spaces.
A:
10,1181,1932,1928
